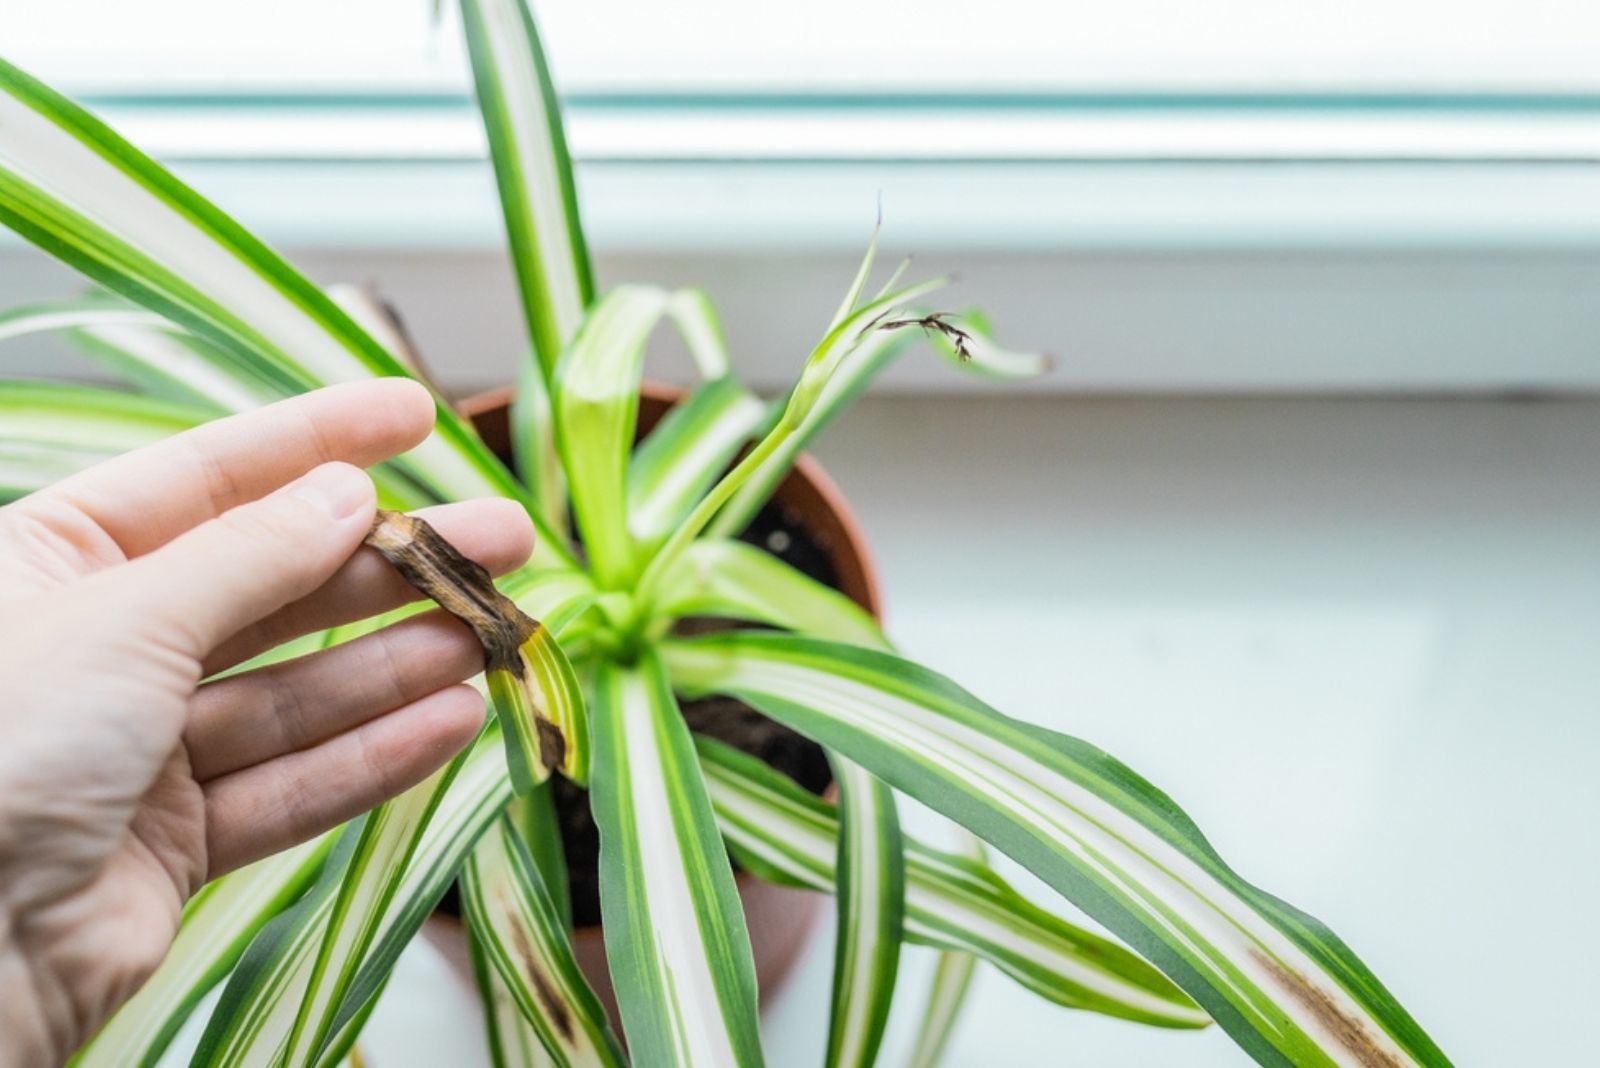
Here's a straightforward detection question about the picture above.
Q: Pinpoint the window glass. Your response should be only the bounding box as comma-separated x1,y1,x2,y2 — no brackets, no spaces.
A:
5,0,1598,96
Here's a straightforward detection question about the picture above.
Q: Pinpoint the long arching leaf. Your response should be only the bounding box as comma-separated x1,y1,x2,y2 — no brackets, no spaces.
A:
460,815,625,1067
66,836,333,1068
193,729,515,1067
823,755,904,1068
589,653,765,1066
665,633,1448,1068
627,378,765,550
458,0,592,378
468,923,560,1068
655,538,886,650
901,833,986,1068
0,58,576,566
696,736,1206,1029
552,285,670,584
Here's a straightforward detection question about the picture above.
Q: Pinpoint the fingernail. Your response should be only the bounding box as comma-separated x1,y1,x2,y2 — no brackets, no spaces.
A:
289,463,372,519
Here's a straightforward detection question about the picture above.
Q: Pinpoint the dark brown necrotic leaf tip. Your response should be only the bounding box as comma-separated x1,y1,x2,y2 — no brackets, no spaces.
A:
363,509,540,674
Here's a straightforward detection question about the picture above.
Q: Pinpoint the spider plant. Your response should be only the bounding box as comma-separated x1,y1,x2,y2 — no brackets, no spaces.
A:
0,1,1448,1066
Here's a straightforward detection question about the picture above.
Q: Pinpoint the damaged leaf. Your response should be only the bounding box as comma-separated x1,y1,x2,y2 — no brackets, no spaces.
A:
364,509,588,791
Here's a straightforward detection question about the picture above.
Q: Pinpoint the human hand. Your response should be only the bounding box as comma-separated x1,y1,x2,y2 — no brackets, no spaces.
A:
0,379,533,1065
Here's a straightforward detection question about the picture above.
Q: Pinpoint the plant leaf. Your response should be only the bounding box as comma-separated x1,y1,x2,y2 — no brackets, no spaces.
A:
828,223,881,333
707,311,1046,543
460,814,626,1067
0,59,578,565
67,835,333,1068
633,277,948,606
589,653,765,1066
279,762,463,1065
666,634,1448,1068
468,922,561,1068
902,947,976,1068
292,574,597,1065
195,728,515,1067
509,785,573,927
0,295,166,342
704,328,912,541
459,0,593,379
901,833,984,1068
823,754,905,1068
654,538,887,650
510,354,571,539
192,823,367,1068
0,380,207,499
626,377,765,550
553,285,672,585
0,380,432,511
695,735,1206,1029
364,509,588,790
665,288,733,380
65,314,287,413
912,308,1051,380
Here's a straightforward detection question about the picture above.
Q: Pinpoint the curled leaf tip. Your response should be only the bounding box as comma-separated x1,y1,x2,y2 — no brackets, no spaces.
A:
878,312,977,361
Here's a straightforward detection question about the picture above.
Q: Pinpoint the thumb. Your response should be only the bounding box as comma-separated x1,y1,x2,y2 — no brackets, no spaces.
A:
118,462,377,656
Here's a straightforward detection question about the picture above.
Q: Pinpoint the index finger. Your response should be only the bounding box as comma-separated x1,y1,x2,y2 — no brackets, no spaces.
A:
40,378,437,557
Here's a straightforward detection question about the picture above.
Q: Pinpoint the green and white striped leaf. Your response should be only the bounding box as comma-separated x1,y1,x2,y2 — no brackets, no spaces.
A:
0,296,165,343
667,634,1447,1068
902,834,985,1068
903,933,977,1068
553,285,671,585
665,288,732,380
655,538,886,650
460,0,593,379
705,328,910,541
68,836,332,1068
0,379,207,449
827,223,883,333
201,577,594,1066
192,823,367,1068
634,277,948,605
626,377,765,549
0,59,573,559
510,354,570,539
0,380,432,511
0,380,206,498
490,619,591,792
824,754,904,1068
707,314,1045,542
589,653,765,1067
195,727,516,1067
696,736,1205,1029
701,227,895,539
323,284,425,379
509,785,573,927
468,923,560,1068
280,760,465,1065
66,315,285,413
461,815,626,1067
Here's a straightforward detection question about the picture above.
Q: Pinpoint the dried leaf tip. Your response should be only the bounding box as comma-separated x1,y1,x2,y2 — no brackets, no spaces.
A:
363,509,539,673
878,312,976,361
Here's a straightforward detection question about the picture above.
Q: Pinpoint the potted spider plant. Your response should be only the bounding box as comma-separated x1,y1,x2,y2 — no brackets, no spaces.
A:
0,0,1450,1065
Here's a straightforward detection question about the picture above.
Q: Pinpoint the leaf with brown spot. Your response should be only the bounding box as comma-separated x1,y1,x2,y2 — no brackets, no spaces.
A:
461,814,625,1067
365,509,588,793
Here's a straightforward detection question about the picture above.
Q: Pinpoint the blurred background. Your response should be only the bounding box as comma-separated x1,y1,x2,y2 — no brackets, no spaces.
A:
3,1,1599,1064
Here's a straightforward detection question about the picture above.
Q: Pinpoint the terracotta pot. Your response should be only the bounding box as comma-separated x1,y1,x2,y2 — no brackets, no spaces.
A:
423,380,883,1025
